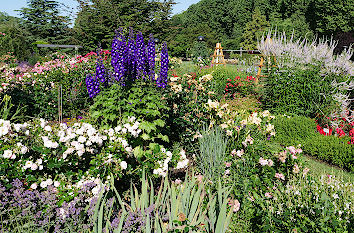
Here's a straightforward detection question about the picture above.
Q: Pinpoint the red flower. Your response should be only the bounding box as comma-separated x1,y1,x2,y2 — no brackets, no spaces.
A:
349,128,354,137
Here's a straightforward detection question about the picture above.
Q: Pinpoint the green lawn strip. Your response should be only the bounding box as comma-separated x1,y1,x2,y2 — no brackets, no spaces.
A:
304,155,354,183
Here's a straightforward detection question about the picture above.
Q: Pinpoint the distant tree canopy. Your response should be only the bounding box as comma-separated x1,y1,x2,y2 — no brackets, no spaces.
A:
19,0,72,44
240,7,269,50
74,0,175,51
168,0,353,57
0,12,32,61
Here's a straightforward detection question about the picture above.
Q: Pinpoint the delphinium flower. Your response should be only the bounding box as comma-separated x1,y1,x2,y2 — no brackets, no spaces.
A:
111,29,127,83
146,34,156,80
96,49,107,87
85,74,100,98
126,28,137,82
135,31,147,79
157,42,169,88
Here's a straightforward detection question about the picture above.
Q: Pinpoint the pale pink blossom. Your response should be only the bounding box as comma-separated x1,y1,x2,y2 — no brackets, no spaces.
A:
229,199,240,212
265,192,273,198
259,157,268,166
275,173,285,180
268,159,274,166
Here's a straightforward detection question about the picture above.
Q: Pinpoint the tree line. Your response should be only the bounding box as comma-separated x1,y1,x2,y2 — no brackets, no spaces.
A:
0,0,352,61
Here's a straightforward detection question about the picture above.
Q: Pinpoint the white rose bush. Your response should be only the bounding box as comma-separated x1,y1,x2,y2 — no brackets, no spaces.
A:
0,116,188,198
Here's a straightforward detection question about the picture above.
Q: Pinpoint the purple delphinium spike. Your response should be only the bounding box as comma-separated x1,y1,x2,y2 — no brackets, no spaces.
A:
111,30,120,75
126,28,137,82
96,50,107,87
85,74,100,98
158,42,169,88
146,34,156,80
135,31,147,79
112,29,127,83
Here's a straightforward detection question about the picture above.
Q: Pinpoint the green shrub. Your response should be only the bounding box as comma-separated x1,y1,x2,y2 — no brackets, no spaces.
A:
262,66,345,118
90,81,170,152
304,135,354,172
273,115,317,146
3,68,92,120
273,115,354,171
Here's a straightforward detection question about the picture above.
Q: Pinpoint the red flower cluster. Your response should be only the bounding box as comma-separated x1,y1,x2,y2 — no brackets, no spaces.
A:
316,125,333,136
316,117,354,144
225,76,257,98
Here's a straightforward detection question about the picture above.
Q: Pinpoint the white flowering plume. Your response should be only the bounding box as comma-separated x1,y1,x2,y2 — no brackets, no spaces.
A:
258,30,354,76
258,31,353,126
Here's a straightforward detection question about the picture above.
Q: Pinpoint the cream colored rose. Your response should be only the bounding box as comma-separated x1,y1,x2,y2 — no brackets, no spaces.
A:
207,99,219,109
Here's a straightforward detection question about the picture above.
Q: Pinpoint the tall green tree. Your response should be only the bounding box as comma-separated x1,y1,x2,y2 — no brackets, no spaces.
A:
307,0,353,35
0,12,32,61
240,7,269,50
18,0,72,43
74,0,175,51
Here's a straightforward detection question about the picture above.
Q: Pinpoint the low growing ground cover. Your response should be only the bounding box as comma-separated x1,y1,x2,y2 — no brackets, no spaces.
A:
0,30,353,232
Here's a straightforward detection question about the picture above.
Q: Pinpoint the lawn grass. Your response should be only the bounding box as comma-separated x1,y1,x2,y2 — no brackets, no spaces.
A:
304,155,354,183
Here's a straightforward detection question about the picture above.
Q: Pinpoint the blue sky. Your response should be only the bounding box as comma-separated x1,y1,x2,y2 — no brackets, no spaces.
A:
1,0,201,17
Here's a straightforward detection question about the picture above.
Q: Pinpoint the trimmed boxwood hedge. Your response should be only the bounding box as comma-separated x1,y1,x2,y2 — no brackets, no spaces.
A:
273,115,354,172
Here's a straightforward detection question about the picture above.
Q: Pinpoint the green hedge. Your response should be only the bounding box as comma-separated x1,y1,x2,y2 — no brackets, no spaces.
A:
273,115,354,172
303,135,353,172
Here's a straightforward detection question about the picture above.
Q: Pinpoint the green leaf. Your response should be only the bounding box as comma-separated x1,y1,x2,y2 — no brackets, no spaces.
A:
154,119,165,127
134,146,144,159
157,134,169,142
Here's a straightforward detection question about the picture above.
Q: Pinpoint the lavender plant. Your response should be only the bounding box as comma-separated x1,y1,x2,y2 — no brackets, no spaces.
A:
0,179,97,233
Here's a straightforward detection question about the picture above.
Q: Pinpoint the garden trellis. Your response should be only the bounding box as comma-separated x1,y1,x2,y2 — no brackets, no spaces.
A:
211,43,226,66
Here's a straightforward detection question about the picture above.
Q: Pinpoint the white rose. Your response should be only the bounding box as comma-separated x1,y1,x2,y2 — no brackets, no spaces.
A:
39,165,43,170
54,181,60,187
120,161,128,170
30,183,38,189
166,151,173,158
20,146,28,154
40,181,48,188
31,163,38,170
44,125,52,132
92,186,100,195
78,136,86,143
3,150,13,159
46,179,53,186
0,126,9,137
24,161,33,169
